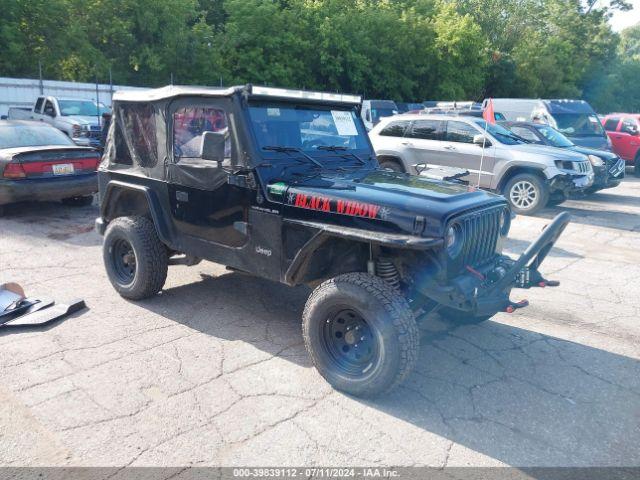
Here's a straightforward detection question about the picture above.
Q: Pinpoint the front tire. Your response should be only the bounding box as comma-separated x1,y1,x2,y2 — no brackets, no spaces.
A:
503,173,549,216
103,216,168,300
379,160,405,173
302,273,419,397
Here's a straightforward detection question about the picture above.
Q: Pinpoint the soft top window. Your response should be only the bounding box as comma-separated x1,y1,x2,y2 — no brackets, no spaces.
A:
117,103,157,168
173,107,230,160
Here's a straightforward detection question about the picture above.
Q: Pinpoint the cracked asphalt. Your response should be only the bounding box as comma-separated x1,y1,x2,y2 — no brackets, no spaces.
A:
1,176,639,468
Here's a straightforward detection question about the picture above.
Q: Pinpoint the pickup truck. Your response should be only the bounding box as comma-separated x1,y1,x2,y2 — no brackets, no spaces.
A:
7,96,109,148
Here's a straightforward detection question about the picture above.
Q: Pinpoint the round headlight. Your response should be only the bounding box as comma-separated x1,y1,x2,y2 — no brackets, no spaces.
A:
588,154,604,167
446,223,463,257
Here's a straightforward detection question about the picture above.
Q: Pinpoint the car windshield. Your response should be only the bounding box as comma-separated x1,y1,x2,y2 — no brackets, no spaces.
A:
0,124,75,149
551,113,605,137
535,125,574,147
248,105,371,155
372,108,397,123
474,120,525,145
58,100,110,117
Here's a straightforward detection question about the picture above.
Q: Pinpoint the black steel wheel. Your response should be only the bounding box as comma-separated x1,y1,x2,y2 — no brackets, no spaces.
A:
110,238,137,285
303,272,419,397
103,216,168,300
321,308,378,377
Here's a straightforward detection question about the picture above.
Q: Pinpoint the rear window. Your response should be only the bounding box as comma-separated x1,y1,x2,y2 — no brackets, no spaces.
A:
0,124,75,149
604,118,620,131
379,121,409,137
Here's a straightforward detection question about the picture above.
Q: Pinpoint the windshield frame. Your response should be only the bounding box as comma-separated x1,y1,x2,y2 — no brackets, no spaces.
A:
0,124,77,149
247,101,375,165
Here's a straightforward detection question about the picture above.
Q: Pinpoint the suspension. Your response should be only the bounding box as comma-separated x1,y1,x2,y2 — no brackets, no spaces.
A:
375,257,401,290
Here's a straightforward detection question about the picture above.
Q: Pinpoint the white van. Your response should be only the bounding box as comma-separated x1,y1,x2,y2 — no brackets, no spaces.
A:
361,99,398,131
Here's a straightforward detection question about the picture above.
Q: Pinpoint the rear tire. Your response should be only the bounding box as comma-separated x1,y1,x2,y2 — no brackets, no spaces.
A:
439,307,494,325
103,216,168,300
503,173,549,216
62,195,94,207
379,160,405,173
302,273,419,397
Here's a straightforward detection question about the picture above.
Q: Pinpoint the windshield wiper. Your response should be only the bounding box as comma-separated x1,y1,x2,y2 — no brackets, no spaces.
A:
262,146,324,168
317,145,367,165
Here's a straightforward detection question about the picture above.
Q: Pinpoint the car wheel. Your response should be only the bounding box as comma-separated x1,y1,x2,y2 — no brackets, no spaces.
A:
634,155,640,178
62,195,94,207
302,272,419,397
439,307,493,325
103,216,168,300
379,160,405,173
503,173,549,216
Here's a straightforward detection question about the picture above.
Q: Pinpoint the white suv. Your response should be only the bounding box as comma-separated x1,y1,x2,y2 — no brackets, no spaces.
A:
369,114,594,215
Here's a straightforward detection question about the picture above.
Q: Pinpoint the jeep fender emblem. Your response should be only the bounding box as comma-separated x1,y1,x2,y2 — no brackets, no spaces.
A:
255,246,272,257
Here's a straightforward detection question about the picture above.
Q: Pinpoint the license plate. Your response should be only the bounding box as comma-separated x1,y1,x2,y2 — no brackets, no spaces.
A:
52,163,74,175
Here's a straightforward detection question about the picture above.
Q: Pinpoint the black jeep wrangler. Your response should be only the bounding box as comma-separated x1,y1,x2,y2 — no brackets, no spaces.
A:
96,85,570,397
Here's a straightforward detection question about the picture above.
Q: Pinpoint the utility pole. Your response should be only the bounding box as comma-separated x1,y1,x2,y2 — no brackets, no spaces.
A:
38,61,44,94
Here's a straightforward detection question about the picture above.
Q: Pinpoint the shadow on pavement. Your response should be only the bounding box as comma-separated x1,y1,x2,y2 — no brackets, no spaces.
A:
143,271,640,466
0,200,101,246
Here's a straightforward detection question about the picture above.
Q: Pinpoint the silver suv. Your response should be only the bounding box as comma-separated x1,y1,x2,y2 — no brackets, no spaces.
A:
369,114,594,215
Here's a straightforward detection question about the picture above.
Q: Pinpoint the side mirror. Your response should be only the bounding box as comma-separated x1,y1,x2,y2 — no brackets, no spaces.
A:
473,134,491,147
201,131,227,163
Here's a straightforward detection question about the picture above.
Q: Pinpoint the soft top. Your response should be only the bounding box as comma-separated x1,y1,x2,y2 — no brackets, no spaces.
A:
112,84,362,105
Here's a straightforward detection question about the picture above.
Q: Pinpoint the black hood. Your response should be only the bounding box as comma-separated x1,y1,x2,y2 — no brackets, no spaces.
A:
266,169,506,237
568,145,618,161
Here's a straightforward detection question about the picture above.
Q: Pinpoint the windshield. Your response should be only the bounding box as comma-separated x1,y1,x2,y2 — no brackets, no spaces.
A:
535,125,574,147
372,108,397,123
0,124,75,149
248,104,371,155
474,120,525,145
551,113,605,137
58,100,110,117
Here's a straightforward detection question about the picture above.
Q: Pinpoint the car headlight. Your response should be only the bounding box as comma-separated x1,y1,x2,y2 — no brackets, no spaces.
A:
445,223,463,257
588,154,604,167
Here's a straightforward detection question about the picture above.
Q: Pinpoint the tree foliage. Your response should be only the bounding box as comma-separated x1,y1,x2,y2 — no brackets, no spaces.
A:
0,0,636,111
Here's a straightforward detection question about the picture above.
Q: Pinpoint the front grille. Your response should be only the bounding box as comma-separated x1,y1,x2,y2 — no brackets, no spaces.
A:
575,161,590,174
453,207,504,268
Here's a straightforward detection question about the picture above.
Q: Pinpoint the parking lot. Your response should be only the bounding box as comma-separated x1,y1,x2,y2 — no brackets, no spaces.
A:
1,176,639,468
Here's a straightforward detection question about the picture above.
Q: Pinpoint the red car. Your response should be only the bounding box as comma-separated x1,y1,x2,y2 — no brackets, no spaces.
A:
602,114,640,176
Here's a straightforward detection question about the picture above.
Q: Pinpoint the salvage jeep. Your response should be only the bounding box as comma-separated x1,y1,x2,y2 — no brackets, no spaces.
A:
96,85,570,397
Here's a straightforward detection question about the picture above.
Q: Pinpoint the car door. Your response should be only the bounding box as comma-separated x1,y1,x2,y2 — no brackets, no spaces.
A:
167,98,251,248
402,119,447,171
603,117,624,157
442,120,495,188
617,117,640,161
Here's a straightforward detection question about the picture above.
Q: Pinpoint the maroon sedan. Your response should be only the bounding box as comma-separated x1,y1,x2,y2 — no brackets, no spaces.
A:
0,120,101,215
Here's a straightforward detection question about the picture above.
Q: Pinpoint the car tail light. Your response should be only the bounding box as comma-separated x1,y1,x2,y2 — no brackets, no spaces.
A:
3,162,26,179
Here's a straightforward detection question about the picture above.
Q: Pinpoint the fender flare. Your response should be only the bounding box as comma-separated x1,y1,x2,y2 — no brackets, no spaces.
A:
100,180,174,245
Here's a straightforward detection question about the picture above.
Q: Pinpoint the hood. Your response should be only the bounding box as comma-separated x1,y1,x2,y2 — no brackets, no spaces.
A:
509,143,588,162
567,145,618,161
565,135,611,152
267,169,506,237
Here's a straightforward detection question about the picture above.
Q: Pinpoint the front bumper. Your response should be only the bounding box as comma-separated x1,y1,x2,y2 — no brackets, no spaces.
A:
418,212,571,316
592,158,625,190
0,173,98,205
